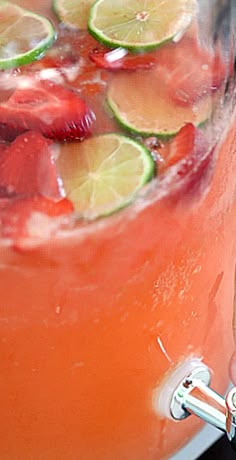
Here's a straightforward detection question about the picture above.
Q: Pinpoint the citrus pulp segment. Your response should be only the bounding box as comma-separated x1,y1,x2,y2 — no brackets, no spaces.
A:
107,70,212,137
88,0,197,51
0,1,56,69
53,0,95,30
56,133,155,219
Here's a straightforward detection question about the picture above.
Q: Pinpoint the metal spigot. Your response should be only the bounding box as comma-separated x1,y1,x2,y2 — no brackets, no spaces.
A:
155,359,236,448
225,387,236,448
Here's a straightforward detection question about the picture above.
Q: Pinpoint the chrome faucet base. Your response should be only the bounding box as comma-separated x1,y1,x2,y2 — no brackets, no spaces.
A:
170,365,212,421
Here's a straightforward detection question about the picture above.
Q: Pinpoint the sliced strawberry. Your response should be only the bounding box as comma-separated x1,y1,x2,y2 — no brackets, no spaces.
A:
158,123,214,201
0,131,62,200
0,195,74,249
27,45,78,73
89,47,158,71
0,80,95,141
160,123,208,170
166,145,215,203
163,38,227,106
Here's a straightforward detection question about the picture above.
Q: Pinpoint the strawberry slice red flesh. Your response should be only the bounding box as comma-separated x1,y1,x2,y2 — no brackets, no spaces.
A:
0,131,63,200
0,80,95,141
160,123,209,170
89,47,158,71
90,36,227,101
158,123,214,201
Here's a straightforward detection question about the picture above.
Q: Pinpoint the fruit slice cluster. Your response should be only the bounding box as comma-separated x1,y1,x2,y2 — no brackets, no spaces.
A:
0,0,229,247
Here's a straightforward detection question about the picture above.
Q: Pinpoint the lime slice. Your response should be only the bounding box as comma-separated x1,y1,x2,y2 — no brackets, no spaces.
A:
107,70,212,137
56,133,155,219
88,0,197,51
53,0,95,30
0,1,56,69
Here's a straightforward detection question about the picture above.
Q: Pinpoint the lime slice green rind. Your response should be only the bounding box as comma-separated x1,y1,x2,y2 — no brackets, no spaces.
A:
107,96,175,139
0,1,56,69
95,156,155,218
88,14,172,53
53,0,94,30
107,71,212,138
107,95,209,139
88,0,197,52
56,133,155,219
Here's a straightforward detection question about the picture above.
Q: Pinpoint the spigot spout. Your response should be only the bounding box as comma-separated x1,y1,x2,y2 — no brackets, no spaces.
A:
155,359,236,449
175,379,226,431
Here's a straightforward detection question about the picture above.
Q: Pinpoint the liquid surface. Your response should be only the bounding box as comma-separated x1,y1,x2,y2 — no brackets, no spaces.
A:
0,0,234,243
